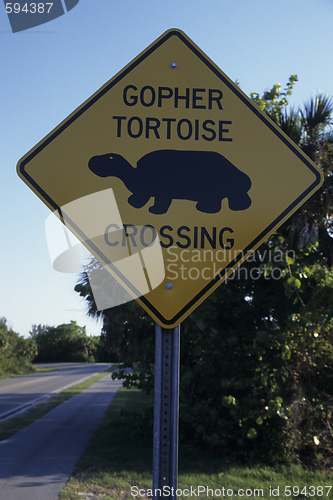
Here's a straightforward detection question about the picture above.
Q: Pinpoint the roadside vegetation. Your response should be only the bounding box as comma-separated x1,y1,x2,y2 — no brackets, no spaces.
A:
0,317,118,379
30,320,120,363
0,365,58,380
59,387,333,500
30,321,107,363
0,317,37,377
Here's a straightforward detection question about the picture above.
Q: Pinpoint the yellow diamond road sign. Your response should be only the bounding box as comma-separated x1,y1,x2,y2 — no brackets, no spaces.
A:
17,29,323,328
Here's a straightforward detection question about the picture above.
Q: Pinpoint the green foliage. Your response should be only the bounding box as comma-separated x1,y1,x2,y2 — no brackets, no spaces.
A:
60,387,333,500
107,242,333,464
33,321,97,363
0,317,37,375
250,75,298,123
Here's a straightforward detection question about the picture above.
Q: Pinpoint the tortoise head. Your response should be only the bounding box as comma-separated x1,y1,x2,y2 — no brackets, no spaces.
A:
88,153,126,177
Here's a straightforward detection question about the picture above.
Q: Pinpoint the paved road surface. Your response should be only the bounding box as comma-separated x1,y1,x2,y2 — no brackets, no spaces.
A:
0,363,111,418
0,374,123,500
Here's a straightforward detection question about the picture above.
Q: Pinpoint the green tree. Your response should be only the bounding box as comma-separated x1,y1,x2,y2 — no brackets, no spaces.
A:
29,323,47,339
33,321,96,362
0,317,37,375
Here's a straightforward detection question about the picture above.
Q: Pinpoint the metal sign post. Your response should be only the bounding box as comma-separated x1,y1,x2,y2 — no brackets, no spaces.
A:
153,324,180,499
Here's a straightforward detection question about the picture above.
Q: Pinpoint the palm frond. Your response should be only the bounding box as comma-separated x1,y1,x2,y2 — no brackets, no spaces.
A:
301,94,333,141
276,107,302,145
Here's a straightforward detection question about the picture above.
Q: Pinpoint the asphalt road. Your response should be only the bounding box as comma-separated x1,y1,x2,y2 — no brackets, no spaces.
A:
0,363,111,418
0,373,123,500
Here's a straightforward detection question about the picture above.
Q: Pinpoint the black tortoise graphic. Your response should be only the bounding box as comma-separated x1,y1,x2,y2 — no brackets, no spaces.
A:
88,149,252,215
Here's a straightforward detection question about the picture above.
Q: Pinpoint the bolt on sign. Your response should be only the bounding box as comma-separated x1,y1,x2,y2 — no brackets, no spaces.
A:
17,29,323,328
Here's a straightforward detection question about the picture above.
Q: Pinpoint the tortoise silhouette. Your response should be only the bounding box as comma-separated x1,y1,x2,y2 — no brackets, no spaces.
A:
88,149,252,215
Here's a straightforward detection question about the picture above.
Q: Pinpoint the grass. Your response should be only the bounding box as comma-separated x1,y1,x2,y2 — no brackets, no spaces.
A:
0,364,58,379
59,387,333,500
0,366,115,442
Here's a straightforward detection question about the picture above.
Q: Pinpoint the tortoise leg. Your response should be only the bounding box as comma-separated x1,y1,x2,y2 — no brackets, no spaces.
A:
149,197,172,215
228,193,251,211
128,193,151,209
196,200,222,214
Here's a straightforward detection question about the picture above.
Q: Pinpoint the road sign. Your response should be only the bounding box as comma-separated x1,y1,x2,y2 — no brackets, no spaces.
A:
17,29,323,328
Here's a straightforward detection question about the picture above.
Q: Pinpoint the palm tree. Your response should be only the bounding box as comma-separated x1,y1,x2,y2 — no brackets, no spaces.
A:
275,94,333,264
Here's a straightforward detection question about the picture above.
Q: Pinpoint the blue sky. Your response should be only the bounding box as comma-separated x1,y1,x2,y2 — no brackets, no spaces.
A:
1,0,332,337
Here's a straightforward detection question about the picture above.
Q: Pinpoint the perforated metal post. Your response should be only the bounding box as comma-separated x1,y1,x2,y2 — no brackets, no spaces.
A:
153,324,180,499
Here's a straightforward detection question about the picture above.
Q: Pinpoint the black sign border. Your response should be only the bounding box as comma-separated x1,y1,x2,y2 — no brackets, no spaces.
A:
18,29,323,327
